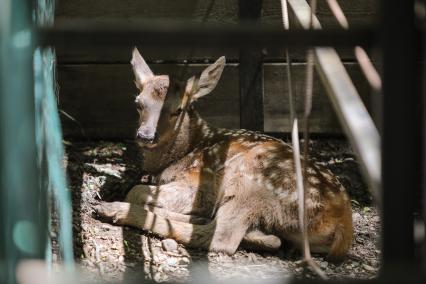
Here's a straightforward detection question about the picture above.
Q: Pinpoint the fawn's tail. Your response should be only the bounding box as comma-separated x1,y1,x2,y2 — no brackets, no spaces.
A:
328,202,354,260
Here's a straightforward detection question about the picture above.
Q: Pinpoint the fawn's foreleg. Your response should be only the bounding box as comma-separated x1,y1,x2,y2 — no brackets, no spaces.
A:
95,199,250,254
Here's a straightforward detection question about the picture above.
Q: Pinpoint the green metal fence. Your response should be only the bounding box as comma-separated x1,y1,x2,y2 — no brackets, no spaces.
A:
0,0,74,282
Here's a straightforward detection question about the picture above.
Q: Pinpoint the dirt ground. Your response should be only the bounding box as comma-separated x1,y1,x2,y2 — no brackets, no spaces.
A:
56,138,381,282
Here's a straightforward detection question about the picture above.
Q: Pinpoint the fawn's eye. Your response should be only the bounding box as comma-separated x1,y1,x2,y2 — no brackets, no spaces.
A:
171,108,182,117
135,102,143,111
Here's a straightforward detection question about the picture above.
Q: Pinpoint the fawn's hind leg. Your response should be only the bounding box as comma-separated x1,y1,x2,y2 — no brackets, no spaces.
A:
241,230,281,252
129,203,282,251
126,185,281,252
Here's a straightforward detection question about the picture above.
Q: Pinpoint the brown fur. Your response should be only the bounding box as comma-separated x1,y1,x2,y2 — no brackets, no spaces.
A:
95,49,353,259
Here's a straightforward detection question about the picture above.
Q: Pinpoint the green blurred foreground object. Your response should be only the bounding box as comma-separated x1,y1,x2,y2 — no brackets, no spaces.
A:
0,0,74,283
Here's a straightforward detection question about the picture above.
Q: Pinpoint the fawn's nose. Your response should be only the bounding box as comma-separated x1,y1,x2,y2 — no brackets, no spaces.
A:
136,129,156,143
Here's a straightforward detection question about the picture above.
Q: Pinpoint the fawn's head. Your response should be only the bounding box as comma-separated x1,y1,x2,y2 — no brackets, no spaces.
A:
131,48,225,149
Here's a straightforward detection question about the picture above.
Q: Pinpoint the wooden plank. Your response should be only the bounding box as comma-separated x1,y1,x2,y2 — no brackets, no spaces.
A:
54,0,376,63
264,62,371,133
239,0,263,131
57,63,369,139
57,64,240,138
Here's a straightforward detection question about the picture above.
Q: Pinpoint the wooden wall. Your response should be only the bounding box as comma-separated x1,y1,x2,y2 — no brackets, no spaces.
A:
55,0,377,139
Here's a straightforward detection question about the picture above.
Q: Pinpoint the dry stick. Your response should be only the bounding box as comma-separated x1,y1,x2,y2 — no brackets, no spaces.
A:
326,0,382,91
303,0,328,279
280,0,327,279
354,46,382,91
326,0,349,29
280,0,295,122
292,120,327,280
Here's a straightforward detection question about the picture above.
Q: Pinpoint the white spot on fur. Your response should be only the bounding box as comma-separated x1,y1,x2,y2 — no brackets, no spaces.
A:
265,145,277,151
190,159,199,168
223,153,243,167
273,186,284,195
309,176,321,185
278,190,289,199
241,141,254,147
289,190,299,202
278,161,290,168
203,168,215,174
266,182,274,191
243,173,253,180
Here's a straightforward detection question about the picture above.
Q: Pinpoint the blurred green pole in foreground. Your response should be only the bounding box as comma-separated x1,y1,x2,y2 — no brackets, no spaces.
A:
34,0,75,270
0,0,46,283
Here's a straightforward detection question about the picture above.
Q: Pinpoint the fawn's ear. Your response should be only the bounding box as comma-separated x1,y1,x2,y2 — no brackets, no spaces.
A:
131,47,154,87
191,56,226,102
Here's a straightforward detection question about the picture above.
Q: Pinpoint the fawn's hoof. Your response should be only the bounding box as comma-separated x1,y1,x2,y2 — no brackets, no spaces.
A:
94,202,130,224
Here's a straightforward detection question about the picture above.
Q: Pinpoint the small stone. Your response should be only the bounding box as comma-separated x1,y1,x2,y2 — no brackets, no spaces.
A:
362,264,376,272
101,224,110,231
352,212,362,223
162,238,179,252
166,257,178,266
179,257,190,265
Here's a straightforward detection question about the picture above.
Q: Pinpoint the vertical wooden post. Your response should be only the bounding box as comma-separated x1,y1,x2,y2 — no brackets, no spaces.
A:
239,0,264,131
380,0,419,278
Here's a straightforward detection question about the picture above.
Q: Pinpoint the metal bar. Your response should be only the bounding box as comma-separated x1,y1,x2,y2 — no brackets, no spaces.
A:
37,22,375,49
423,0,426,274
0,0,45,283
380,0,418,278
239,0,264,131
288,0,381,200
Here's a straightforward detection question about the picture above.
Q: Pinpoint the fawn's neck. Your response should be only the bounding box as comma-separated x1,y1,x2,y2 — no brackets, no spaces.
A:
141,107,214,174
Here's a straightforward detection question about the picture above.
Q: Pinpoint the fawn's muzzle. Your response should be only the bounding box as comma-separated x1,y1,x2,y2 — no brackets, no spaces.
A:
136,130,157,144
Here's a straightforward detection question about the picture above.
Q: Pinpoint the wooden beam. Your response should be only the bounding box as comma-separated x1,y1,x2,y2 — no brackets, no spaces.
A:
239,0,264,131
53,0,377,63
55,0,376,28
38,21,374,49
288,0,381,199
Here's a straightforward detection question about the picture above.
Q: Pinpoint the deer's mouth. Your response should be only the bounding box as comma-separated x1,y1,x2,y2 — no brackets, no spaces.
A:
140,142,158,149
137,138,159,150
